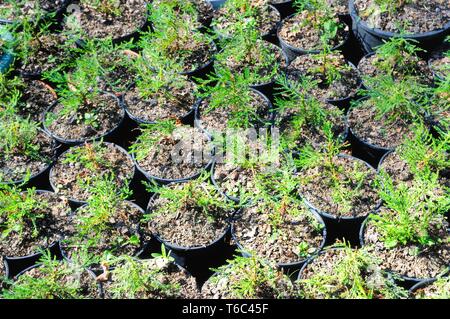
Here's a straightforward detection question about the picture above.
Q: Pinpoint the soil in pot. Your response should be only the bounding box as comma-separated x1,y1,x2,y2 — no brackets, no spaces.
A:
278,5,349,52
196,74,272,134
61,176,143,264
140,17,215,74
233,177,325,265
353,0,450,34
363,179,450,280
143,179,234,248
201,254,295,298
0,257,99,299
429,49,449,80
0,114,54,184
411,277,450,299
150,0,214,29
0,0,66,22
130,120,211,181
212,0,280,38
64,0,149,41
286,52,360,103
100,255,200,299
123,67,197,123
357,38,434,87
14,23,77,77
297,245,408,299
215,35,286,86
50,141,134,202
297,152,379,219
14,78,57,122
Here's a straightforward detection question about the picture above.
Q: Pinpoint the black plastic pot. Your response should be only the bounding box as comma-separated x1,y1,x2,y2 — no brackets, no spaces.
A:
270,1,295,20
301,154,381,246
408,278,438,299
231,209,327,278
49,142,137,209
3,242,63,280
43,92,126,147
180,55,215,83
349,0,450,54
277,13,350,63
359,217,449,289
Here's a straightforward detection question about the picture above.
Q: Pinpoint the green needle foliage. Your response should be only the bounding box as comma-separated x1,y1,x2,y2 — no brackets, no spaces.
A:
0,185,48,239
1,251,96,299
81,0,122,16
62,140,115,173
297,243,408,299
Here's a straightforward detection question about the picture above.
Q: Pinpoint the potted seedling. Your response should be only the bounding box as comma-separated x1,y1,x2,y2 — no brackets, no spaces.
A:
357,37,434,89
129,120,212,183
428,76,450,133
296,135,380,224
143,176,236,256
361,176,450,284
429,48,449,81
214,26,286,96
150,0,214,30
140,13,216,78
13,19,78,79
49,140,135,204
44,54,125,145
232,167,326,274
349,0,450,52
277,0,349,61
410,276,450,299
1,251,99,299
0,0,69,24
123,57,199,125
0,111,55,185
196,69,273,136
201,254,295,298
285,47,361,108
99,248,200,299
212,0,281,40
0,74,57,122
274,80,346,153
297,243,408,299
64,0,150,43
378,124,449,188
0,185,71,278
61,175,144,269
346,76,429,165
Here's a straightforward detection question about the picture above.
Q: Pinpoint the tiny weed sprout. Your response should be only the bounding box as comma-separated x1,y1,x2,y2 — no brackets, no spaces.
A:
1,250,97,299
298,243,408,299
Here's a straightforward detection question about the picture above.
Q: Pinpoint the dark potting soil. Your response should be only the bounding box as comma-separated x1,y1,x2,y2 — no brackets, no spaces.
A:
46,93,123,142
134,127,210,180
430,52,450,79
354,0,450,34
98,50,138,95
0,0,65,21
286,54,360,101
278,12,349,51
64,0,148,40
364,214,450,279
146,186,230,248
178,40,215,74
197,90,271,134
214,2,280,37
19,33,72,76
16,79,57,122
201,262,295,299
50,143,134,202
9,264,99,299
63,201,143,260
217,40,286,85
233,202,324,264
347,101,415,149
298,156,379,218
102,259,200,299
0,191,72,259
357,54,434,86
0,130,54,183
277,102,346,151
124,82,196,123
